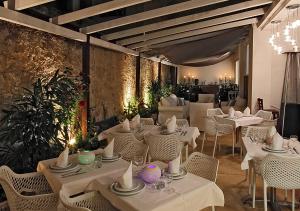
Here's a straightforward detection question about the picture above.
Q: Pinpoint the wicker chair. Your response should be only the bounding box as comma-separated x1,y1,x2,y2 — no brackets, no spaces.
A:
145,134,183,162
60,190,117,211
182,152,219,182
202,109,234,157
261,154,300,211
243,126,272,208
108,132,139,153
140,118,154,125
0,166,58,211
176,119,189,127
255,110,273,120
119,141,149,164
189,102,214,132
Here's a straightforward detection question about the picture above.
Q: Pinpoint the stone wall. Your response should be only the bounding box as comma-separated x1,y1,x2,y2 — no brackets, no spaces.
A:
0,20,82,117
140,58,159,105
89,46,137,121
161,64,172,85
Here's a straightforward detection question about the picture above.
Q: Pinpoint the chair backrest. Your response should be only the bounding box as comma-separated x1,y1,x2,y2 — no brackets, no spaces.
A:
140,118,154,125
228,91,239,101
145,134,182,162
255,110,273,120
207,108,224,117
198,94,215,103
261,154,300,190
182,152,219,182
108,132,138,153
120,141,149,164
189,102,214,132
176,119,189,127
244,126,271,142
257,98,264,110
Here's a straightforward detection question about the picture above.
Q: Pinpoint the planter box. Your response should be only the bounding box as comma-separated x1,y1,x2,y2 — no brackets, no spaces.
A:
0,201,9,211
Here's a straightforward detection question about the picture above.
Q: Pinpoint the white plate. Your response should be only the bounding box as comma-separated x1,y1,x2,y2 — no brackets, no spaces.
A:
160,130,176,135
113,179,142,192
102,154,122,162
102,153,120,160
111,179,145,196
49,163,79,173
164,168,184,177
49,162,72,170
262,146,287,153
164,168,187,180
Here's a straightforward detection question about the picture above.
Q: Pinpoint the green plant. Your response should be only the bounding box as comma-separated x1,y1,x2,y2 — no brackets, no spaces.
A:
0,69,80,173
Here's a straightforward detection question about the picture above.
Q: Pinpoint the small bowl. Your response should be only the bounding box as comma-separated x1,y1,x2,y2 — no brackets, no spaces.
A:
78,150,95,165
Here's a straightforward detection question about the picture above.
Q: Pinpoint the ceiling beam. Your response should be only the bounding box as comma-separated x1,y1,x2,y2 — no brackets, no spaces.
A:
0,7,139,56
102,0,272,41
80,0,228,34
257,0,291,30
118,8,264,46
130,18,257,49
50,0,151,25
6,0,55,10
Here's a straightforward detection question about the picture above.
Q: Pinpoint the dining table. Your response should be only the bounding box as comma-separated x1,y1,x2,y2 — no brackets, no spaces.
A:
241,137,300,210
37,152,224,211
99,124,200,149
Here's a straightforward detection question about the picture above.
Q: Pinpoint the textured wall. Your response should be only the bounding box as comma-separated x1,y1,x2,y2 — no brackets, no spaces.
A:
0,20,82,116
140,58,159,104
161,64,172,85
90,46,136,121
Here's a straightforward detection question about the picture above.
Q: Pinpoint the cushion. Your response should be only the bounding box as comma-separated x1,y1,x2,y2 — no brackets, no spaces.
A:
161,97,172,106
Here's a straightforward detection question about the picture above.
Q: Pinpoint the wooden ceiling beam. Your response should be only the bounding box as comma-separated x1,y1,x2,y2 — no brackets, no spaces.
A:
6,0,55,10
102,0,272,41
80,0,228,34
50,0,151,25
130,18,257,49
118,8,264,46
257,0,291,30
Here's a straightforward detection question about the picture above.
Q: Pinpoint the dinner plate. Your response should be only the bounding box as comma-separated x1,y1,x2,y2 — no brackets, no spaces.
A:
262,146,287,153
102,153,122,162
49,163,79,173
113,179,142,192
110,179,145,196
49,162,72,170
160,130,176,135
165,168,187,180
164,168,184,176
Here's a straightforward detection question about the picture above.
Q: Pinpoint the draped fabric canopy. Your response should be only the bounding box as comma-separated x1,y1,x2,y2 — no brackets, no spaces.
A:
150,26,250,66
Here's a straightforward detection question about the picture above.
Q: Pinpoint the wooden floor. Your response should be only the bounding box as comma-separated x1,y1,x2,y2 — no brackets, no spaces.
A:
194,134,296,211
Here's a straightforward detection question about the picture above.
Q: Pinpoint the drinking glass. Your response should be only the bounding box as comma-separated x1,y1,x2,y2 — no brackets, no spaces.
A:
290,135,298,142
161,169,174,193
92,155,102,169
133,155,144,167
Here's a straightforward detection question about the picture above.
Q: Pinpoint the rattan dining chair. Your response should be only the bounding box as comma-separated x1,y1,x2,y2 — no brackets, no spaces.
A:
59,190,117,211
202,108,234,157
108,132,140,153
255,110,273,121
119,141,149,164
140,118,154,125
182,152,219,182
261,154,300,211
145,134,183,162
176,119,189,127
0,165,58,211
243,126,272,208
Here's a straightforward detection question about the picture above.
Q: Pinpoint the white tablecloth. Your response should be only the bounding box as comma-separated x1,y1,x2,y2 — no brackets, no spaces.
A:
37,151,128,194
241,137,300,170
99,124,200,149
215,115,263,128
93,161,224,211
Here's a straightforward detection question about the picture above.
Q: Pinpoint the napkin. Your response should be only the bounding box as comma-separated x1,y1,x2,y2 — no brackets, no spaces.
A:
228,107,235,118
118,162,133,189
56,147,69,168
235,111,243,118
271,132,284,150
288,139,300,154
121,119,130,132
104,138,114,158
131,114,140,129
244,107,251,116
268,126,277,138
166,115,177,133
168,154,181,174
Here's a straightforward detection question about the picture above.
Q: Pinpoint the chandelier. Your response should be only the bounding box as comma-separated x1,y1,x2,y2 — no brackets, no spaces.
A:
269,4,300,54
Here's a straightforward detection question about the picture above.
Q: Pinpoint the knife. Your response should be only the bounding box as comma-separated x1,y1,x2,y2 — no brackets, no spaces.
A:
61,171,86,178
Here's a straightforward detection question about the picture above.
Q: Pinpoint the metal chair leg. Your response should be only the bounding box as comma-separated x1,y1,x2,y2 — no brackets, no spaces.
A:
213,134,218,158
264,181,268,211
252,172,256,208
201,132,206,152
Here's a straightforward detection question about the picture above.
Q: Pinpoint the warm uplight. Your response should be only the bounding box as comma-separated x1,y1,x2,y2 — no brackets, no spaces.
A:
69,138,76,146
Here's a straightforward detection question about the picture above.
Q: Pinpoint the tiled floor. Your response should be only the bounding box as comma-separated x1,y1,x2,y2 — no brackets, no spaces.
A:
195,134,298,211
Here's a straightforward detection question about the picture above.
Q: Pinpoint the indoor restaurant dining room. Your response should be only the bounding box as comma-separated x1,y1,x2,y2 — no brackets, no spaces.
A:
0,0,300,211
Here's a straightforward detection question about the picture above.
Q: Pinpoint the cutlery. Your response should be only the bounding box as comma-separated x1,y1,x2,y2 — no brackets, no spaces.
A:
61,171,86,178
183,131,187,136
293,147,299,154
249,137,254,143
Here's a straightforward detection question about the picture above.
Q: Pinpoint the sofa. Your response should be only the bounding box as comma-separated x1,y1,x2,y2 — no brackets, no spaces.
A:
158,94,188,124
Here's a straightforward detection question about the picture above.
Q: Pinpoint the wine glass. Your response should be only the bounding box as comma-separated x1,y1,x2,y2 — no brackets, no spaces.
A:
161,169,174,193
133,155,144,167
